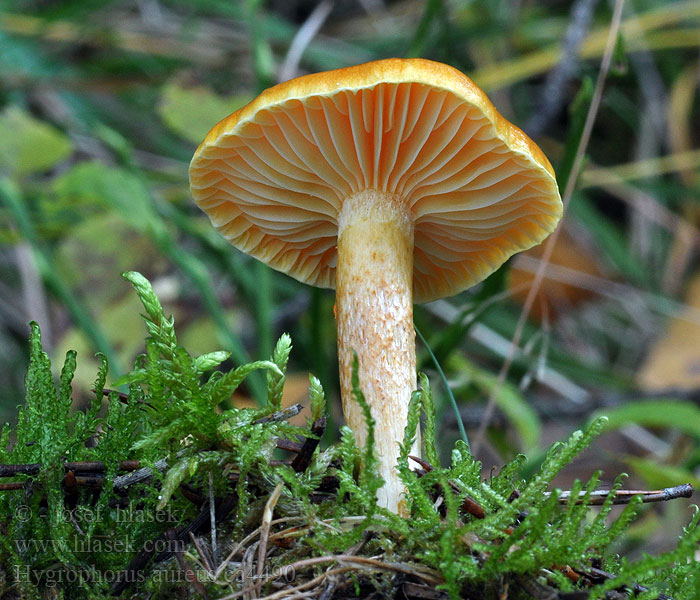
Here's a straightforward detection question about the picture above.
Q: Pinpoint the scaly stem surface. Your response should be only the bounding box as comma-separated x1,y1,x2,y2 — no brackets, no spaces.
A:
336,189,419,514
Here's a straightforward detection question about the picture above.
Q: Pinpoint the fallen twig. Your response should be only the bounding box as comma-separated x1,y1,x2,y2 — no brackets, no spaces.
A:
168,528,211,600
254,404,303,424
291,416,326,473
409,455,486,519
0,460,140,478
583,566,675,600
554,484,694,505
254,483,284,597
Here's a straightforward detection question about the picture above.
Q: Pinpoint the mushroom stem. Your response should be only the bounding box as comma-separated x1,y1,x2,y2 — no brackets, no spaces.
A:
336,189,420,514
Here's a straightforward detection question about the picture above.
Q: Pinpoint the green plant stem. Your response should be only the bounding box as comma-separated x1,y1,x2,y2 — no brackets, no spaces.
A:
254,262,273,363
415,324,469,450
407,0,444,57
246,0,276,90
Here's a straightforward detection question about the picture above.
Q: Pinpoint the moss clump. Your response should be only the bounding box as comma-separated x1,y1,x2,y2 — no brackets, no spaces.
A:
0,272,697,599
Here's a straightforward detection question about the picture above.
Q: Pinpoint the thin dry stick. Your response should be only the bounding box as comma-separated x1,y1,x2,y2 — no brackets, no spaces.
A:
584,566,674,600
16,243,52,349
215,517,304,580
239,542,259,597
189,532,214,574
0,460,141,477
513,256,700,326
278,555,442,585
471,0,627,456
234,566,355,600
222,555,442,600
555,483,694,505
209,472,218,568
109,493,238,596
526,0,600,137
168,529,210,600
277,0,334,83
0,482,24,491
291,416,326,472
255,483,284,597
254,404,303,424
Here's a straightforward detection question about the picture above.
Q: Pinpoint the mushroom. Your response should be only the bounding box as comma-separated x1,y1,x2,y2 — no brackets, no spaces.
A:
189,58,562,514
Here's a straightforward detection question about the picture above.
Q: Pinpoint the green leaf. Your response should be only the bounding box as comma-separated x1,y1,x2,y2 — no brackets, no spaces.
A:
568,193,647,284
194,351,230,373
417,373,439,467
158,456,198,509
122,271,177,354
0,106,72,176
308,375,326,422
624,456,700,490
267,333,292,410
416,325,469,448
111,369,147,387
209,360,282,407
54,213,162,310
592,400,700,439
0,177,120,371
349,354,382,497
157,81,252,145
52,161,163,237
557,77,593,192
455,356,541,451
57,350,77,408
401,390,422,466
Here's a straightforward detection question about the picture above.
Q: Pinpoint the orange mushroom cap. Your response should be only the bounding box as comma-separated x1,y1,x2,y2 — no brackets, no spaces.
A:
189,58,562,302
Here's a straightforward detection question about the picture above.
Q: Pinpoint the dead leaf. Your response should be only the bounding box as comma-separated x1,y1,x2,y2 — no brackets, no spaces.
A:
508,230,603,320
638,272,700,390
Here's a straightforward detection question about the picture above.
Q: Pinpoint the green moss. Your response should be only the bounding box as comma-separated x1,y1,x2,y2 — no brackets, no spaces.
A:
0,272,697,599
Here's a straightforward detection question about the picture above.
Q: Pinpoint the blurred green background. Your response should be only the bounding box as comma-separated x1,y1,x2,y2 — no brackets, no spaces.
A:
1,0,700,552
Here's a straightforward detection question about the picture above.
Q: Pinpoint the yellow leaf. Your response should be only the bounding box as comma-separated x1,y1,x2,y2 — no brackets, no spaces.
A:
638,272,700,390
158,81,252,145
